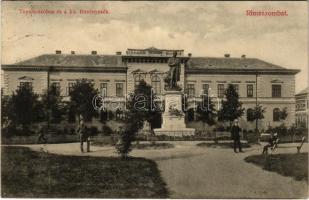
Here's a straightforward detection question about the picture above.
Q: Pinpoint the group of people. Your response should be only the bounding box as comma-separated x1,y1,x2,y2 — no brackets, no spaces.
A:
36,116,91,153
36,117,277,154
231,119,279,154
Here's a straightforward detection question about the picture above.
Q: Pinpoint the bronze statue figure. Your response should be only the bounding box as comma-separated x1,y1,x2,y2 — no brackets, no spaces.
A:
167,51,181,89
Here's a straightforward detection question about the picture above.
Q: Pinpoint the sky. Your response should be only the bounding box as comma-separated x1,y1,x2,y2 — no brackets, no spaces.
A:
1,1,308,92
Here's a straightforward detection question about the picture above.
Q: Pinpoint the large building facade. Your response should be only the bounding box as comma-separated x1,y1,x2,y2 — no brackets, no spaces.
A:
295,87,308,128
2,47,300,131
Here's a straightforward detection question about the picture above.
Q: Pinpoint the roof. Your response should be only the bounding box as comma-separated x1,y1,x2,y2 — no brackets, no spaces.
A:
296,87,308,96
127,47,184,51
2,53,300,75
14,54,123,67
187,57,284,70
185,57,300,74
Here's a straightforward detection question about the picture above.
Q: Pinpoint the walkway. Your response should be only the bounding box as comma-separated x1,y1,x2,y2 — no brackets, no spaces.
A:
13,141,308,198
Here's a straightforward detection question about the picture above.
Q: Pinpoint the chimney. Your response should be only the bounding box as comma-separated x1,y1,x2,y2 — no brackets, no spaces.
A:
91,51,97,55
71,51,75,55
241,54,246,59
188,53,192,57
224,54,230,58
55,50,61,54
116,51,122,55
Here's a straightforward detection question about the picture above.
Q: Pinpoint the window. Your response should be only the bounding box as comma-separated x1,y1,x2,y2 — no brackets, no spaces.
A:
247,84,253,98
51,82,60,91
217,84,225,98
203,84,209,96
231,84,239,94
100,83,108,97
116,83,124,97
272,85,281,97
273,108,280,121
134,74,144,88
187,84,195,96
151,75,161,94
246,108,254,121
67,82,75,95
20,82,33,90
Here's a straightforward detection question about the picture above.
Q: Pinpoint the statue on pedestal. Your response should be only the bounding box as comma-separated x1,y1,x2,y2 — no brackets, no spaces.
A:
165,51,181,90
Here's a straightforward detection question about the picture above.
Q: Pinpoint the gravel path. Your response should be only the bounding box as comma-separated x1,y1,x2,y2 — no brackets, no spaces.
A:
11,141,308,198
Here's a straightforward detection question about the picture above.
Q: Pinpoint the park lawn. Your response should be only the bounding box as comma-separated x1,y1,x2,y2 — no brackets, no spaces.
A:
197,142,251,148
132,142,174,150
1,146,168,198
245,153,308,182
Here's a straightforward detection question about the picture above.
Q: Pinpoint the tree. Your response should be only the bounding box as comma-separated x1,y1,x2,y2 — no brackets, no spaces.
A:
218,84,244,127
7,85,44,132
279,107,288,121
247,104,266,132
1,92,10,127
116,80,160,158
69,79,98,122
196,94,216,134
42,83,67,123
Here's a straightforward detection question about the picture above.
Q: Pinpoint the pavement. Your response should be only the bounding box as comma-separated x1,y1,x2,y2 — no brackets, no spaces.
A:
10,141,309,198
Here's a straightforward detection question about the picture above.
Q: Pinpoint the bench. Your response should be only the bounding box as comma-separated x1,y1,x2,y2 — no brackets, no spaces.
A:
297,136,306,153
271,138,280,152
262,138,279,154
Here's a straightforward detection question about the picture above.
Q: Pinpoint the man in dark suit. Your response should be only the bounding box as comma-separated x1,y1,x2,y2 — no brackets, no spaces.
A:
231,119,243,153
77,120,90,153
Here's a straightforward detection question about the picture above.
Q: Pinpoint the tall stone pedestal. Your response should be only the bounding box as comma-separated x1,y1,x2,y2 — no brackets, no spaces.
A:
154,91,195,136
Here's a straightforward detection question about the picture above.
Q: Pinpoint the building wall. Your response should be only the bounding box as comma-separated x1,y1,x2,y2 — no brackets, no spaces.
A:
257,74,295,98
185,73,296,129
49,71,127,97
3,70,48,95
295,93,309,127
2,65,297,130
3,70,127,97
126,62,185,94
185,74,257,98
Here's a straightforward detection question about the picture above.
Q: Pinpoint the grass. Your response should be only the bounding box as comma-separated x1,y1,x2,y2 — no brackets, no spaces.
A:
1,146,168,198
245,153,308,182
197,142,251,148
132,142,174,150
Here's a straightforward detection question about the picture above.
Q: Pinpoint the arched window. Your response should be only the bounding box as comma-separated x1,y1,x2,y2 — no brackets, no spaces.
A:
273,108,280,122
134,74,144,88
151,75,161,94
247,108,254,121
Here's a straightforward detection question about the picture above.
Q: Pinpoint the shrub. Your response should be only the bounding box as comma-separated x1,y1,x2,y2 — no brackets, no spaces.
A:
63,128,69,135
244,131,259,144
248,130,254,134
4,125,36,136
102,125,113,136
216,125,225,132
89,126,98,136
56,129,63,135
272,124,288,136
295,127,308,135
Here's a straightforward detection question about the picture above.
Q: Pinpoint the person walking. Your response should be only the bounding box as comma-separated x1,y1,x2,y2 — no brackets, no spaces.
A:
37,124,47,144
231,119,243,153
77,119,90,153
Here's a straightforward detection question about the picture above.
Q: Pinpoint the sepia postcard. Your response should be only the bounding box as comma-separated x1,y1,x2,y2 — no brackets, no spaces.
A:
1,1,308,199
